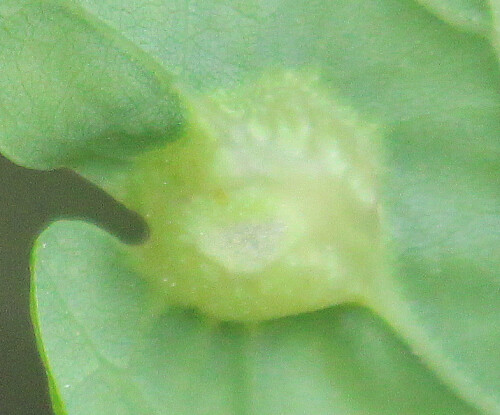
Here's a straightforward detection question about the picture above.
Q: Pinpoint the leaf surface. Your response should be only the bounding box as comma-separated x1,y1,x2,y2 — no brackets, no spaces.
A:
2,0,497,414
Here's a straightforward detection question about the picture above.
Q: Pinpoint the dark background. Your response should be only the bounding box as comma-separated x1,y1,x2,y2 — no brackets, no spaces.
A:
0,154,146,414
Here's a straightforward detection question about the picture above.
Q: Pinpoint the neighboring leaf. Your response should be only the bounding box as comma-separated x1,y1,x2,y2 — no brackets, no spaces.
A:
0,0,184,169
31,221,481,415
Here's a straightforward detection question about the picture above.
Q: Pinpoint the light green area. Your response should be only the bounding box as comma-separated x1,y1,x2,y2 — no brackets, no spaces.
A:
31,221,482,415
128,72,383,321
0,0,497,414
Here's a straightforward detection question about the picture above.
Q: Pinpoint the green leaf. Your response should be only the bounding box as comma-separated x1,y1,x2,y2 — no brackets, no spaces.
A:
0,0,495,414
0,0,184,169
32,221,481,415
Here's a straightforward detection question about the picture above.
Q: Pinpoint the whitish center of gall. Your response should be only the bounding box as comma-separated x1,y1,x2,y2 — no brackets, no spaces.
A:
131,72,384,321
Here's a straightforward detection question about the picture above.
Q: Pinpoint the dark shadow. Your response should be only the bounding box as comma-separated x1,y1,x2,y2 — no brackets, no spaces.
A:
0,154,147,415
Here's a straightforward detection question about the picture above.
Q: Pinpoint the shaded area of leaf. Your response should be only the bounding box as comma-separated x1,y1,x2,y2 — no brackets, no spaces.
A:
32,221,481,415
487,0,500,63
415,0,492,34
